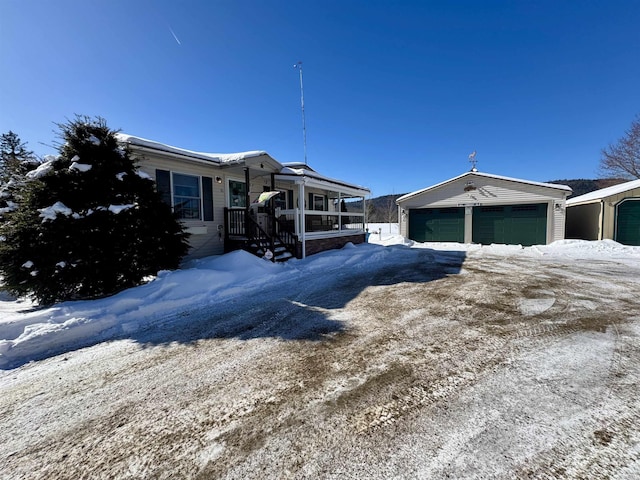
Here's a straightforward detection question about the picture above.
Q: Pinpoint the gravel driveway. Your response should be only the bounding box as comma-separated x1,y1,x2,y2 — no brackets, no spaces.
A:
2,247,639,479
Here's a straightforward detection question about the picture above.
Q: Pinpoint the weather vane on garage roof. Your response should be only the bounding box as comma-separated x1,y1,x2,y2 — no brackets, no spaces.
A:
468,150,478,172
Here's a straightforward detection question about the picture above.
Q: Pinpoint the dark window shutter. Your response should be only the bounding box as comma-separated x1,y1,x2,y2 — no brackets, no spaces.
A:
288,190,294,209
202,176,214,221
156,169,171,206
309,192,313,211
324,196,328,211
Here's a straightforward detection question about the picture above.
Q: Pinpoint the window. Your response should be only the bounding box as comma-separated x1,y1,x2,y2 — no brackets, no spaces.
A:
229,180,246,208
313,194,325,211
173,173,201,219
155,169,213,221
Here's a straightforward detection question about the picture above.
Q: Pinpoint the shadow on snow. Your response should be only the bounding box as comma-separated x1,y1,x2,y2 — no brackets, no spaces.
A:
2,245,467,369
130,246,467,347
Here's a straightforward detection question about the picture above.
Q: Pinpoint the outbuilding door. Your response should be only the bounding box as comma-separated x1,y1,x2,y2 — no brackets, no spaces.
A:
408,207,465,242
616,199,640,245
472,203,547,246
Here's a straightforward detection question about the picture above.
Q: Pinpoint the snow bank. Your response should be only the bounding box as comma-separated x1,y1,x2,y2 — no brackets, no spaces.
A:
1,229,639,369
0,245,403,369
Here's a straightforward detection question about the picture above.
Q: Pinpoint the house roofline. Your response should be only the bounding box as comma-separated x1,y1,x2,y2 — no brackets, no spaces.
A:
117,133,280,170
118,133,369,193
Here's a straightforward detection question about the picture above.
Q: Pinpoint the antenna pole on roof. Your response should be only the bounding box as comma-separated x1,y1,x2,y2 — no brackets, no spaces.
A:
294,61,307,164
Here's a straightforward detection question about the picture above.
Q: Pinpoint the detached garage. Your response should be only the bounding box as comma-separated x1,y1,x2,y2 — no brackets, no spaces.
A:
397,171,572,246
566,179,640,246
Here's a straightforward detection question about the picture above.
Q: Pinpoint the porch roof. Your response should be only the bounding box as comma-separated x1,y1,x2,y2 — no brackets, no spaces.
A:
277,162,370,197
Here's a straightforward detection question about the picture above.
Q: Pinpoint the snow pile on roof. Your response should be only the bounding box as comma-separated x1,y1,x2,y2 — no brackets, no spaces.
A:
115,133,268,165
567,179,640,205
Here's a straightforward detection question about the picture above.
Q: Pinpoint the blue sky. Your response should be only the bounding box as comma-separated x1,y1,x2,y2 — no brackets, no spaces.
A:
2,1,639,197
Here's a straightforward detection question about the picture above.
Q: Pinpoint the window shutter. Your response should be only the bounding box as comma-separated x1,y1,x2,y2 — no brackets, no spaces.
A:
288,190,294,209
324,196,328,211
156,169,171,206
202,176,214,221
309,193,314,211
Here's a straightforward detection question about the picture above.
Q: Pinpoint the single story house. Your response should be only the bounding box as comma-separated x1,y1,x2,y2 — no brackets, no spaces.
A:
116,134,370,261
566,179,640,245
396,171,572,246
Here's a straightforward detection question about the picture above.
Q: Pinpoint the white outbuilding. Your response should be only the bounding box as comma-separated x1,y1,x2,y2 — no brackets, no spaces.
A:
566,179,640,245
396,171,572,246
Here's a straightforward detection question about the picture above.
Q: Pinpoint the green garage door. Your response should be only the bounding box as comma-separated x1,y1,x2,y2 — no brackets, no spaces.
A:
472,203,547,246
616,199,640,245
408,207,465,242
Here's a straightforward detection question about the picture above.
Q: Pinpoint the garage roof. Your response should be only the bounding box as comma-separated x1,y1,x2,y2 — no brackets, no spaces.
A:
397,171,572,203
567,179,640,206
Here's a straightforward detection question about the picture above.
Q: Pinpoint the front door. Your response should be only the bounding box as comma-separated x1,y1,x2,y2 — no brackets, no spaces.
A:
228,179,247,208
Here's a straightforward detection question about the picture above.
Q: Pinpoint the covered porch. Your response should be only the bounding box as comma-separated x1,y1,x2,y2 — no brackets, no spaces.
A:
224,162,370,260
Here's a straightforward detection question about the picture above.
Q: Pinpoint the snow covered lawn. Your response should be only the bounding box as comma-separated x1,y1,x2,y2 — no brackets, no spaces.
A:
1,235,640,479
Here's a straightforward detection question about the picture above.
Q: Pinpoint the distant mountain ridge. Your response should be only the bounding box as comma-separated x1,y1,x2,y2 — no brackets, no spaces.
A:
545,178,628,198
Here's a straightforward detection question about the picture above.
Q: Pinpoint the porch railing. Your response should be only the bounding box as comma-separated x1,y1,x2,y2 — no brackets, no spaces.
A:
224,208,300,260
277,209,365,235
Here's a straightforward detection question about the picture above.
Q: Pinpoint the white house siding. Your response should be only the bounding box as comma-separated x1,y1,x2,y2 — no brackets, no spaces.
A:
398,173,570,245
134,152,227,261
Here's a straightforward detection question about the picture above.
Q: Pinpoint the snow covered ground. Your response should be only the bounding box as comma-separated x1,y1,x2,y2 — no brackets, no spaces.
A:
2,227,640,478
3,223,636,371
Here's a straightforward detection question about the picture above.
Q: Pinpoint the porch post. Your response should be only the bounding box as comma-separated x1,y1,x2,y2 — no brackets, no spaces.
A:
364,196,367,225
244,167,250,213
298,181,306,259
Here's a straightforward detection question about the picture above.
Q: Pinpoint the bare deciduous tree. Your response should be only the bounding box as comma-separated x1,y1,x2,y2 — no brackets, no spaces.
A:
600,116,640,179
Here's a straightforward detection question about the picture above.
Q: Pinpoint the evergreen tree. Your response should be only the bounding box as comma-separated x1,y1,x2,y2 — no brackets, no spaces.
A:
0,117,189,304
0,131,39,219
